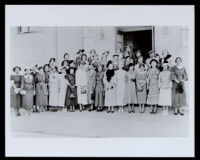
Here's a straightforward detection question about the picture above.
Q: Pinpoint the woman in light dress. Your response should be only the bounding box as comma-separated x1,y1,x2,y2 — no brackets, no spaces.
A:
147,59,160,114
136,64,147,113
48,67,60,112
124,63,138,113
76,62,88,111
158,63,172,115
115,60,126,112
58,67,68,111
103,61,117,113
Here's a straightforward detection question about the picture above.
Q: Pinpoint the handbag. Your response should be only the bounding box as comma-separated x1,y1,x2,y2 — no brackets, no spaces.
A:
20,90,26,95
80,85,87,94
176,83,184,93
91,91,95,100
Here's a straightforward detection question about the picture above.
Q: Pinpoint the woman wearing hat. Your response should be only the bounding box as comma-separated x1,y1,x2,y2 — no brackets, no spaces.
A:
10,66,22,116
124,63,137,113
48,67,60,112
136,63,147,113
75,49,85,68
94,63,105,111
103,61,117,113
115,60,126,112
65,67,77,112
145,50,156,68
147,59,160,114
76,62,88,111
21,68,35,116
171,57,188,115
158,63,172,115
58,67,68,111
86,64,96,111
35,66,48,112
63,53,70,61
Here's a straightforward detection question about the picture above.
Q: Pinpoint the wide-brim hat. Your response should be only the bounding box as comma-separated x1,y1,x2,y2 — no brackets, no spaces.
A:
13,66,21,72
77,49,85,54
113,54,119,57
148,50,155,55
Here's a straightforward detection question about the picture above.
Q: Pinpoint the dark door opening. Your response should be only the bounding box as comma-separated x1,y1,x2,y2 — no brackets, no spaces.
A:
123,30,152,61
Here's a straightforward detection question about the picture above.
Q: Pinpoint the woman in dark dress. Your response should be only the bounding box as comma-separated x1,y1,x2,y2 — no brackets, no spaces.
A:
171,57,188,115
21,68,35,116
35,66,49,112
65,67,77,112
10,66,22,116
44,64,50,111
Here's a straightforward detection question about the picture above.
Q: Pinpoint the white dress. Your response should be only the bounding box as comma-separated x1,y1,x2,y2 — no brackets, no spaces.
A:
115,69,126,106
58,74,68,107
158,71,172,106
76,69,88,105
49,72,60,106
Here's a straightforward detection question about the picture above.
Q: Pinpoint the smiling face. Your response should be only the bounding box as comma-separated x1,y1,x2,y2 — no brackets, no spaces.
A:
15,68,20,74
129,65,134,71
108,63,113,70
39,68,44,74
176,58,182,65
151,61,157,68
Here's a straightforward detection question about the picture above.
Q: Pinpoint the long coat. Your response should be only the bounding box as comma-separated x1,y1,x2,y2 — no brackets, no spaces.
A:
76,69,88,105
49,72,60,106
87,70,96,104
95,71,104,107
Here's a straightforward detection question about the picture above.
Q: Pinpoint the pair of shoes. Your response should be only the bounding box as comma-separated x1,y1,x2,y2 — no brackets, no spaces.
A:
111,111,114,113
178,111,184,116
150,111,154,114
174,112,178,115
132,110,135,113
107,110,110,113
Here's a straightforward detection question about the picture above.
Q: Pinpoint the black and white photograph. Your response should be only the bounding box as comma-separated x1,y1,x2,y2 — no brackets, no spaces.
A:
5,5,195,157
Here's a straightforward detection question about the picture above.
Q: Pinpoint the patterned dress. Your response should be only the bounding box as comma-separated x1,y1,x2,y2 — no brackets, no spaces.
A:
10,75,22,109
147,68,160,105
95,71,104,107
21,74,35,110
171,66,188,107
136,71,147,104
35,74,48,106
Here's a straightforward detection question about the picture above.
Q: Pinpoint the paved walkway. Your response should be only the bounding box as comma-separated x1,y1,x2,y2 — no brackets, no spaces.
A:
11,107,189,138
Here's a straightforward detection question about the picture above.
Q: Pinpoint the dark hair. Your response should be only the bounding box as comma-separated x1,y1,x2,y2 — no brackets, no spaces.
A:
150,59,158,65
77,49,85,54
49,58,55,63
13,66,21,72
175,57,182,63
43,64,49,71
81,54,87,61
128,63,134,69
38,66,44,71
106,60,113,68
61,60,69,67
63,53,69,59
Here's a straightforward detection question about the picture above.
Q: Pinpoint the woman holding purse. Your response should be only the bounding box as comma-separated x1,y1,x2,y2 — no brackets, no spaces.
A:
136,64,147,113
10,66,22,116
21,68,35,116
171,57,188,115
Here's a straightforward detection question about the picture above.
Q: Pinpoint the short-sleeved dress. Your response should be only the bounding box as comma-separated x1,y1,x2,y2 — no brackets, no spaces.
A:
21,74,35,110
171,66,188,107
124,70,137,104
147,68,160,105
35,74,48,106
10,75,22,108
136,71,147,104
65,74,77,106
158,70,172,106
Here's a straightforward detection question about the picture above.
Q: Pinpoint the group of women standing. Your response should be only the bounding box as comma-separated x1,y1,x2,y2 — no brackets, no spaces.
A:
10,49,188,116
